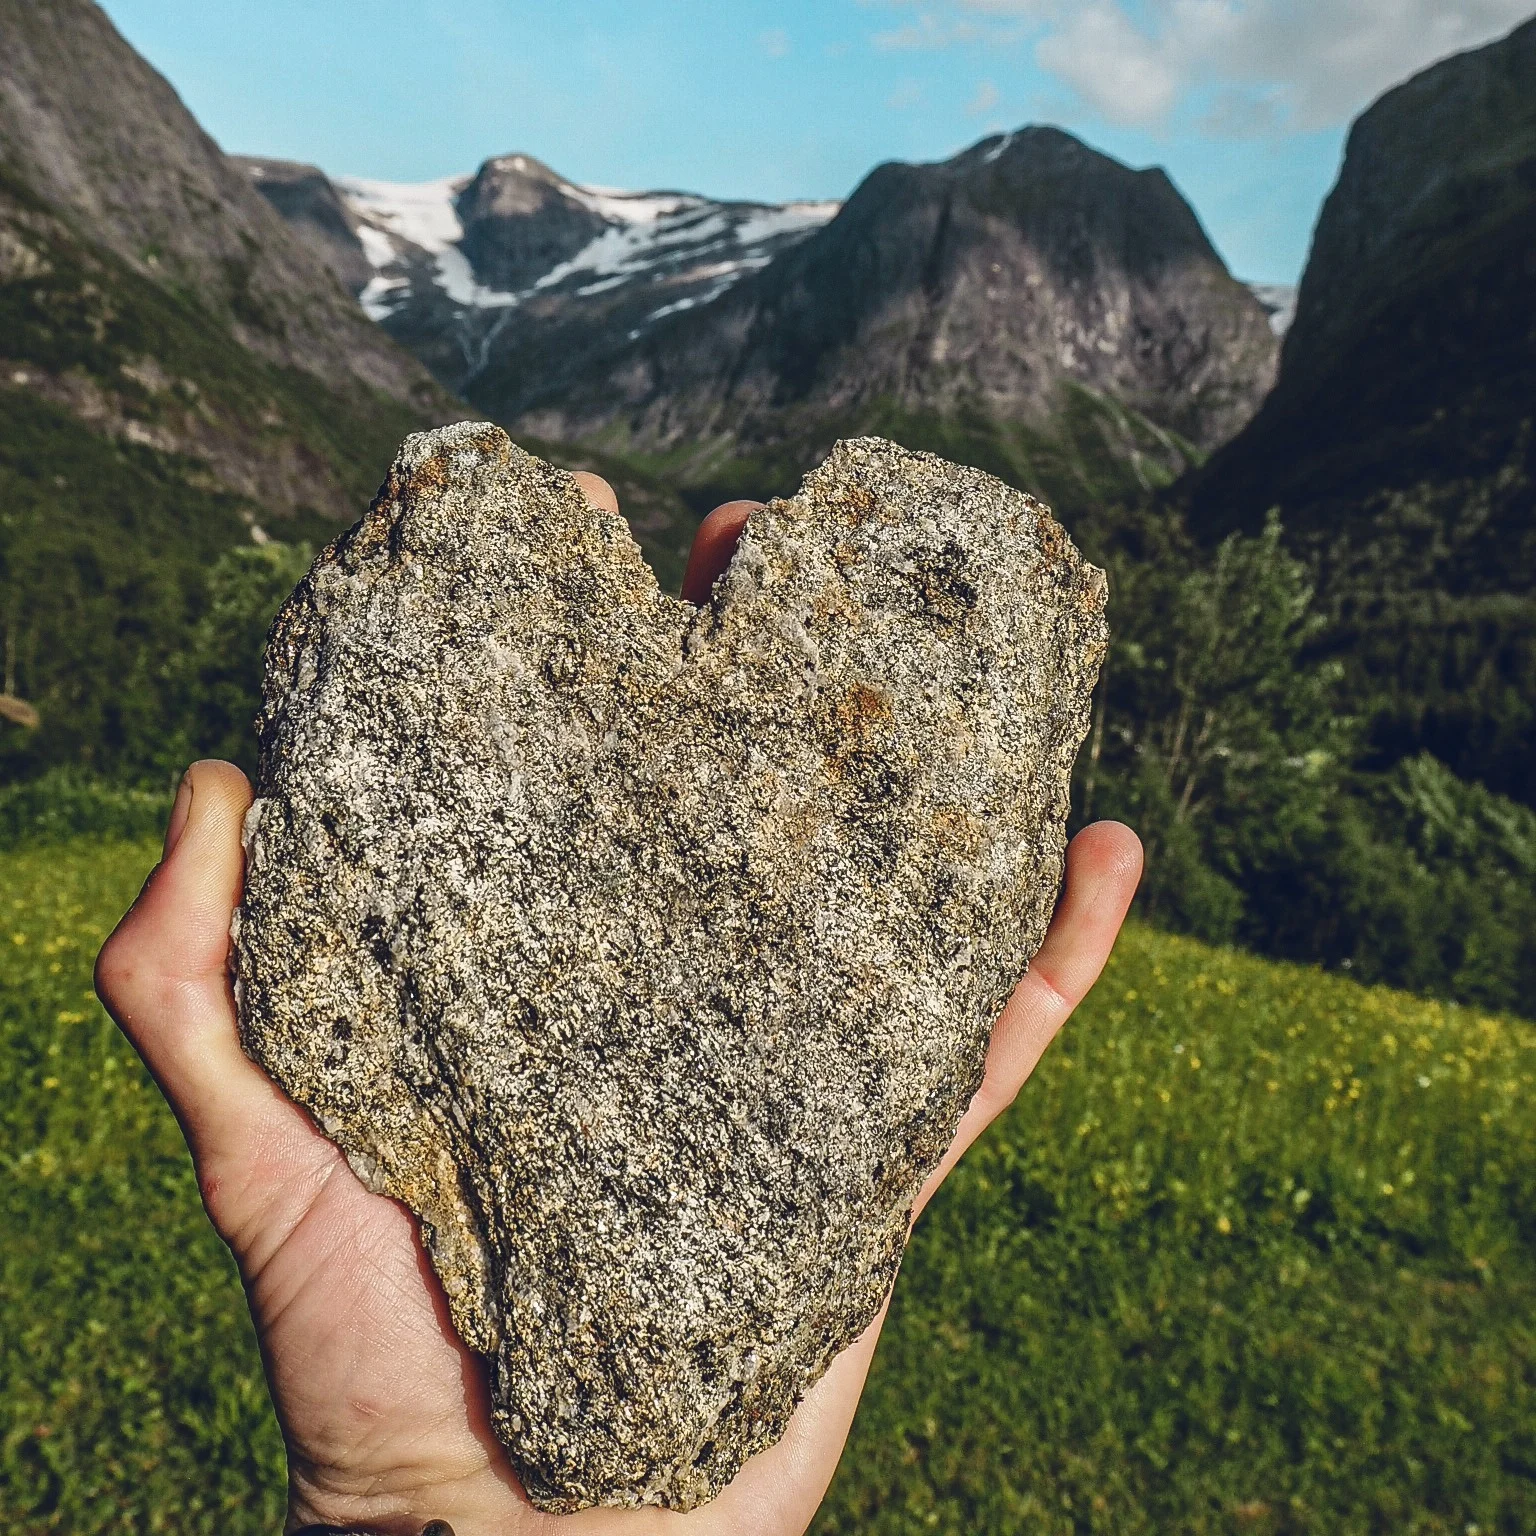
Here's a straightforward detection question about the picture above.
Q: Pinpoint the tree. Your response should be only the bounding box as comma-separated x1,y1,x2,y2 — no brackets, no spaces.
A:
161,541,313,774
1088,515,1352,941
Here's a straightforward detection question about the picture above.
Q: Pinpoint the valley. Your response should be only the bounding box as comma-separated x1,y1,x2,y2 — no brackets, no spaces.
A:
1,0,1532,1011
2,6,1535,1531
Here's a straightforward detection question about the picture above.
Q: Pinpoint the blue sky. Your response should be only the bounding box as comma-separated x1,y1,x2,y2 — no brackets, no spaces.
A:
99,0,1534,284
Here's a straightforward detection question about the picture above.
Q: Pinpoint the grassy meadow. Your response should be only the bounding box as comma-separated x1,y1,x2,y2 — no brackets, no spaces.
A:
2,840,1533,1534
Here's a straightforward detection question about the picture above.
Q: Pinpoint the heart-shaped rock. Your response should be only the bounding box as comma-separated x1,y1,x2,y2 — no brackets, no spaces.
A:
234,423,1106,1511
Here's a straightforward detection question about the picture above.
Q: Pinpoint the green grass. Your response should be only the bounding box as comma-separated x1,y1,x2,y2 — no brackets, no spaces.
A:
3,842,1533,1533
0,842,284,1534
814,930,1536,1536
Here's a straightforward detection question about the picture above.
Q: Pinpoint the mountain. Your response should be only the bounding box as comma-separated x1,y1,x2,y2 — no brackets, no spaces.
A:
251,130,1278,520
0,0,465,520
0,0,473,779
1181,14,1536,802
239,152,839,404
502,128,1276,462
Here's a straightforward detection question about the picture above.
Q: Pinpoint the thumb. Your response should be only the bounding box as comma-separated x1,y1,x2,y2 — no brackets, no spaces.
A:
95,761,338,1251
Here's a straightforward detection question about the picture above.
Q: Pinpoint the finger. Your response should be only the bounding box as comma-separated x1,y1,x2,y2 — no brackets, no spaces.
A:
913,820,1142,1217
682,499,761,603
95,762,339,1236
571,470,619,515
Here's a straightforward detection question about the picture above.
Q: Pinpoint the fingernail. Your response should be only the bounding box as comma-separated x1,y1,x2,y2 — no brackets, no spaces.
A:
164,772,194,857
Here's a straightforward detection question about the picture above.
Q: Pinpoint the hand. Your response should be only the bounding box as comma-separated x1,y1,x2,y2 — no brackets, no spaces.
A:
95,480,1143,1536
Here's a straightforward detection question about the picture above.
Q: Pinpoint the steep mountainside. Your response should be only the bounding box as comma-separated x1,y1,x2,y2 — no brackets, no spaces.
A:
0,0,465,522
1182,15,1536,802
488,128,1278,514
0,0,470,779
0,0,442,406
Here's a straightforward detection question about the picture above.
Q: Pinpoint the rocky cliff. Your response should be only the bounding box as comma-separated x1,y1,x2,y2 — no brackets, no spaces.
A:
1182,15,1536,801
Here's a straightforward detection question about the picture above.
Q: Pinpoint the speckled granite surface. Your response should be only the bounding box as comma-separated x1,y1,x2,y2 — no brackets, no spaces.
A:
234,423,1106,1510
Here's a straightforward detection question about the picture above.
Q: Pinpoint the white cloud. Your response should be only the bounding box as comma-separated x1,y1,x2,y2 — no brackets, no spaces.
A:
1199,86,1286,139
874,12,981,50
868,0,1536,131
1035,3,1181,125
759,27,791,60
966,78,1002,116
887,79,927,109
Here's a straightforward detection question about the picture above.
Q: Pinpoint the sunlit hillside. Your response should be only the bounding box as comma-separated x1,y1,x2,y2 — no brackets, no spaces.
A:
3,842,1530,1534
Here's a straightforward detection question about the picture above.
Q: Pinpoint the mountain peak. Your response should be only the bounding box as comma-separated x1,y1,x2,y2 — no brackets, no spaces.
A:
479,151,570,186
454,155,612,292
960,123,1116,168
608,121,1275,456
247,156,841,390
1280,11,1536,393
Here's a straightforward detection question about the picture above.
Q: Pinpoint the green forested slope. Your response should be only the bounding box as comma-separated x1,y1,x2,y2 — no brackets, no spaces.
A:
0,173,430,779
1182,16,1536,806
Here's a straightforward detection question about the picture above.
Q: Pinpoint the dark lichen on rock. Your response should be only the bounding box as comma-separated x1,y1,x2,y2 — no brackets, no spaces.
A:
233,422,1107,1511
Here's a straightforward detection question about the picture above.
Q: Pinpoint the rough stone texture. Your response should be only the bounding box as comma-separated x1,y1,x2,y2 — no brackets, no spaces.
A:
234,423,1107,1511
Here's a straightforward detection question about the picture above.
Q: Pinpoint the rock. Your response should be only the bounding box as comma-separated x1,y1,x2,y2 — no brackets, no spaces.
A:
233,422,1107,1511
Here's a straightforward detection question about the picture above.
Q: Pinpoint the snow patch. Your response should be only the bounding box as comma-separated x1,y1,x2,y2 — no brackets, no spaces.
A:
340,175,520,309
568,185,702,225
434,245,520,310
1247,282,1298,337
983,131,1016,164
735,201,841,245
646,277,740,326
355,225,397,269
359,272,410,321
338,174,469,254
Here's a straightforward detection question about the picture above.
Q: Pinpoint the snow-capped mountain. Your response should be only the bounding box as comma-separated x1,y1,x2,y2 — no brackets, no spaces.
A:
345,162,836,326
246,135,1277,519
240,153,838,396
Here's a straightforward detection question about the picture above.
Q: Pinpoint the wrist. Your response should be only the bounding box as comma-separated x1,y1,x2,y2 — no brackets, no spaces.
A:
290,1523,455,1536
284,1456,520,1535
287,1483,467,1536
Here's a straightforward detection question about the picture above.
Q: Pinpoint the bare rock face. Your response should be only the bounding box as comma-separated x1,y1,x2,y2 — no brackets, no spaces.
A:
234,423,1107,1511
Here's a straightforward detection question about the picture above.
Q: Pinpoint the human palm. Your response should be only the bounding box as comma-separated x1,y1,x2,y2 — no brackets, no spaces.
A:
96,485,1141,1536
